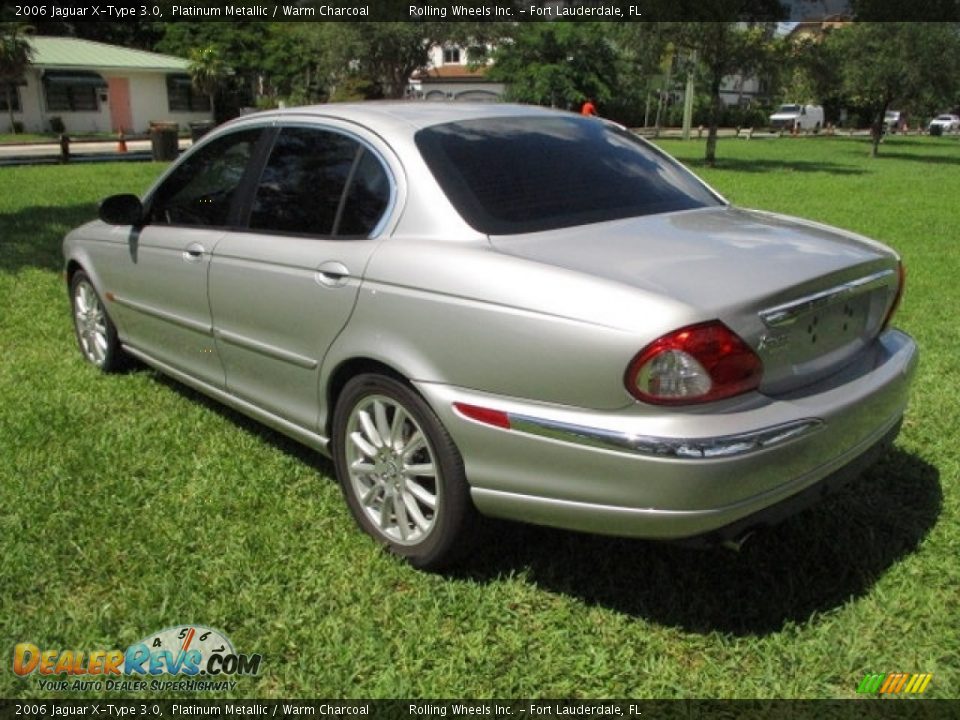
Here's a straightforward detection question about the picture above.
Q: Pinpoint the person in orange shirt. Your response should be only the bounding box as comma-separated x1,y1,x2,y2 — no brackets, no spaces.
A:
581,99,597,116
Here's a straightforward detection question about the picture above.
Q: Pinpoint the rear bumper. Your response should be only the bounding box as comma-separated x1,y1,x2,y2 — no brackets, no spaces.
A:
679,417,901,547
416,329,917,539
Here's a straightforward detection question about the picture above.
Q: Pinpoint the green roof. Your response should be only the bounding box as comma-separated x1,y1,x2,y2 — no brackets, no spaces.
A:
29,36,189,72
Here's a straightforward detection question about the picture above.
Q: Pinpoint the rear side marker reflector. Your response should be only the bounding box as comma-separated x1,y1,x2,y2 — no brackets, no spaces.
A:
453,402,511,429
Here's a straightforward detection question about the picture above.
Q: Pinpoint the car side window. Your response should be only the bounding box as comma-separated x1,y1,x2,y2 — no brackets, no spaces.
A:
147,129,262,227
249,127,390,238
336,148,391,237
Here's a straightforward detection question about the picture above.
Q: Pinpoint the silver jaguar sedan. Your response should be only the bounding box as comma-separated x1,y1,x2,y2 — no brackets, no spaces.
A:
63,103,917,569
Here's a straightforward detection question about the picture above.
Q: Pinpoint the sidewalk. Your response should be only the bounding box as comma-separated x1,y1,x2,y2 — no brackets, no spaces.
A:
0,137,194,165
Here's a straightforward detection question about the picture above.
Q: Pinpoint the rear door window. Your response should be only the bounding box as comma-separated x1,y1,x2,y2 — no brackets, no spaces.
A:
248,127,391,238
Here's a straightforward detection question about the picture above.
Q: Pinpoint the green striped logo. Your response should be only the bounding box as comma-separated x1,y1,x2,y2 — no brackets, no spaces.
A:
857,672,933,694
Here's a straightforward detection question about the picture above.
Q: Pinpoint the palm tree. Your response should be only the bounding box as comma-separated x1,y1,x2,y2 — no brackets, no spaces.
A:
0,23,34,134
188,45,230,119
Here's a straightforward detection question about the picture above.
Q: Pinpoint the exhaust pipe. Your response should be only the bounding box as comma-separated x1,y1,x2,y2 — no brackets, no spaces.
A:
720,530,755,553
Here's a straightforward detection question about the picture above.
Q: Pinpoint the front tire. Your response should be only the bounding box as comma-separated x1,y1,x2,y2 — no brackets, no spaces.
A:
70,270,127,372
332,373,477,570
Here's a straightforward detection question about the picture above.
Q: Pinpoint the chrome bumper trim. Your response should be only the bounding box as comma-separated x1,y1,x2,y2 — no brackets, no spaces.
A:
760,268,895,328
507,413,824,459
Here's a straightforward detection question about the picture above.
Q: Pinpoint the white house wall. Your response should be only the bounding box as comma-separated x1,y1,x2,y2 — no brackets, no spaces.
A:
126,72,212,133
8,69,211,134
9,73,42,132
12,71,112,134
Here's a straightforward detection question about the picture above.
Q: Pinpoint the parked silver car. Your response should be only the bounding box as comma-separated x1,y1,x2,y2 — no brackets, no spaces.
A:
64,103,917,568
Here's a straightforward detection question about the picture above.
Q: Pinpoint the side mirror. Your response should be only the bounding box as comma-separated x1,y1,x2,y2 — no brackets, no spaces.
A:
99,194,144,226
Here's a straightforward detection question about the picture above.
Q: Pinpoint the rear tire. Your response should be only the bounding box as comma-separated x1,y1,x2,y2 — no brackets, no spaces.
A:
70,271,127,372
332,373,477,570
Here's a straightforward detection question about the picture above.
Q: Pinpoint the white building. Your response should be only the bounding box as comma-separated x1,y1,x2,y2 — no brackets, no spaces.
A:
3,36,213,134
409,45,505,102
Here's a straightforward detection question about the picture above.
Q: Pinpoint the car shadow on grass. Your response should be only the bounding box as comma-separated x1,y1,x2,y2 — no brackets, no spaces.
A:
0,203,99,273
149,372,337,479
456,448,941,636
145,369,940,637
682,158,867,175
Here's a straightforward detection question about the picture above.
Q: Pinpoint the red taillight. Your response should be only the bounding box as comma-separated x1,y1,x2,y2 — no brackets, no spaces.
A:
882,262,906,330
625,321,763,405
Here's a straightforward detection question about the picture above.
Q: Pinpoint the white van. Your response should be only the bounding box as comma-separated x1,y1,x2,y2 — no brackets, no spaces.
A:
769,104,824,132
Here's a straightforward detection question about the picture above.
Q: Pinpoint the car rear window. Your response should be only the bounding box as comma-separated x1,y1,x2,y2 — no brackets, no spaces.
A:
414,115,721,235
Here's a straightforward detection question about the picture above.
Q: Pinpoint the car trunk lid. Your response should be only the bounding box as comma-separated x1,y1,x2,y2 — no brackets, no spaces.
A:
489,206,901,394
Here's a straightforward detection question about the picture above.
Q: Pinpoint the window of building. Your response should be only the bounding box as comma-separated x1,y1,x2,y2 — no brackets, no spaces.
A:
166,75,212,113
43,72,104,112
442,47,461,64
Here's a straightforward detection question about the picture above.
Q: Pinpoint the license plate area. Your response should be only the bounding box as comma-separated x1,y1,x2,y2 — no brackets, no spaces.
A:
791,292,871,362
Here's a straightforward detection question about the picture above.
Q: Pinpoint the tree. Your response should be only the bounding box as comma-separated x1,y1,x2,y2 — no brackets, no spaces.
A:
305,22,452,100
188,45,230,119
0,22,33,134
158,22,269,113
781,33,843,113
486,22,620,110
355,22,448,99
662,1,784,165
829,22,960,156
295,22,490,102
615,23,672,128
669,19,782,165
259,23,330,105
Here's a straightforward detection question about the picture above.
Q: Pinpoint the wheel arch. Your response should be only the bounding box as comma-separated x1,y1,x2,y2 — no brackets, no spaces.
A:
322,356,412,441
63,250,107,298
66,259,84,284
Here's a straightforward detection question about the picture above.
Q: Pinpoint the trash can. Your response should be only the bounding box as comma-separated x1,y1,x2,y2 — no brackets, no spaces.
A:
189,121,214,142
929,124,943,137
149,122,180,161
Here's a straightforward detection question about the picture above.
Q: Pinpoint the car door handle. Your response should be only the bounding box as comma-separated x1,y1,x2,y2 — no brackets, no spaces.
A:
182,242,205,263
316,261,351,288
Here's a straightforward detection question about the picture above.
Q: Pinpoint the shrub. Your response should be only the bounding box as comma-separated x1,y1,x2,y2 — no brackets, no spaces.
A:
49,116,65,134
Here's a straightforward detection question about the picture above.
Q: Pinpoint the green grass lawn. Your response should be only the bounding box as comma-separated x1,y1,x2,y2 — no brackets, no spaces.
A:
0,133,57,145
1,136,957,700
0,132,133,145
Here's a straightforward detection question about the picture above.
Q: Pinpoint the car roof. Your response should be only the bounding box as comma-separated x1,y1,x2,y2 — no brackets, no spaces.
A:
238,101,575,135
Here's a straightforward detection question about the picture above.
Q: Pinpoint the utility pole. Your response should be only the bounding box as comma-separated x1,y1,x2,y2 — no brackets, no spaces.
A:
654,50,674,134
682,50,697,140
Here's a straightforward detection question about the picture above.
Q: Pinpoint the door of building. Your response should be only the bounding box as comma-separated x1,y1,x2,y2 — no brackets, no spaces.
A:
106,77,133,133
